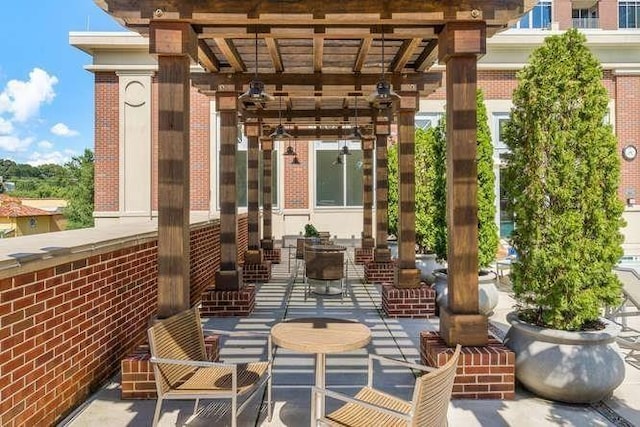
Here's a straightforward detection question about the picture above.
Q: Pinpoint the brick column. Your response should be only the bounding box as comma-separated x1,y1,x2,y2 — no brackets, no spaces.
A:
215,92,243,291
598,0,618,30
261,137,280,263
438,21,487,346
149,21,196,318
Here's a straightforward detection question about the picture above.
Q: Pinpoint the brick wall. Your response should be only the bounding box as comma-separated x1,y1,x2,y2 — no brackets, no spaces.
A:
94,72,119,213
190,88,210,211
615,74,640,201
0,215,248,426
284,140,309,209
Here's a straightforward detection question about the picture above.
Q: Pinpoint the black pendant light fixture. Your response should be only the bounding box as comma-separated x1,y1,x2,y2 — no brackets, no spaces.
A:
348,94,363,142
239,31,274,109
291,138,301,165
271,93,293,143
368,27,399,110
333,138,343,165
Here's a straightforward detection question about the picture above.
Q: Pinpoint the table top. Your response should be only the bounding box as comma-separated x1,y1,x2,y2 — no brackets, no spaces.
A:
271,317,371,354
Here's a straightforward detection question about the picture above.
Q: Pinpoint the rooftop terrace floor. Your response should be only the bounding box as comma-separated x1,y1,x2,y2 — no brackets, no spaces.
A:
60,248,640,427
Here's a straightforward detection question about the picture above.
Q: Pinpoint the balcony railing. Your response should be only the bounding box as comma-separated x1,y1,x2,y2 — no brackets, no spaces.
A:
572,17,600,29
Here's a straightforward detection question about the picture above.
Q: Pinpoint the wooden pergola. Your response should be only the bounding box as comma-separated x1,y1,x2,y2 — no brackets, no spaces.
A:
95,0,533,346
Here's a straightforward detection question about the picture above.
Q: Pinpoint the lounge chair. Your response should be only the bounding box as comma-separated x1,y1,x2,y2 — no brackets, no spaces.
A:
609,267,640,360
312,344,461,426
147,307,272,427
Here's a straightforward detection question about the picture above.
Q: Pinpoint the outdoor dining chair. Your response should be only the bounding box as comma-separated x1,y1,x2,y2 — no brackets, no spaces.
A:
608,267,640,361
312,344,461,426
147,307,272,427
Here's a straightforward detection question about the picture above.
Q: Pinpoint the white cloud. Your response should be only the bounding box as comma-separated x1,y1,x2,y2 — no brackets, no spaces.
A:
0,135,33,152
26,150,74,166
50,122,79,137
38,140,54,149
0,117,12,135
0,68,58,123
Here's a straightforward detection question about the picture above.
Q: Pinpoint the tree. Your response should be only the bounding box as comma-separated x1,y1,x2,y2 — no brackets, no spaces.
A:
64,149,95,229
504,29,624,330
432,90,499,268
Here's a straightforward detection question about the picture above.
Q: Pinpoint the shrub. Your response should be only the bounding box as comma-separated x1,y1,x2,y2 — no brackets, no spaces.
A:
504,29,624,330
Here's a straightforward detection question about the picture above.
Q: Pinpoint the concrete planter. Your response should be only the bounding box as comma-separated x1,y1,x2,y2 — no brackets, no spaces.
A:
504,312,625,403
432,269,499,315
414,253,446,285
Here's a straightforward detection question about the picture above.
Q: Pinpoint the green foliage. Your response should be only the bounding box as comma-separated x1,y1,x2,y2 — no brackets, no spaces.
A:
504,29,624,331
64,149,95,230
432,90,499,268
387,129,438,253
304,223,319,238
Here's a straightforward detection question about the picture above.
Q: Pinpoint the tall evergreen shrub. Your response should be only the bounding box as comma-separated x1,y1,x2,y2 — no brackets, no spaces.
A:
504,29,624,330
432,90,499,268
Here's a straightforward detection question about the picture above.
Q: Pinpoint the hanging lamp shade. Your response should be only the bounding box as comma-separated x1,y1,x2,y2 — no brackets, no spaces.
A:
341,143,352,155
291,155,301,165
348,125,363,141
270,124,293,141
368,80,399,110
333,154,343,165
238,32,273,109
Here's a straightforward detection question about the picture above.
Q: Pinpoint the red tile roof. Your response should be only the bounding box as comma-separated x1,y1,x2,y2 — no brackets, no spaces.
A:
0,195,56,218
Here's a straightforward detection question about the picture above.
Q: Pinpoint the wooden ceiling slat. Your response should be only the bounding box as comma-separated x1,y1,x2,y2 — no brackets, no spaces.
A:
414,39,439,72
353,38,373,73
313,38,324,72
390,38,423,72
264,37,284,72
197,40,220,72
214,38,246,72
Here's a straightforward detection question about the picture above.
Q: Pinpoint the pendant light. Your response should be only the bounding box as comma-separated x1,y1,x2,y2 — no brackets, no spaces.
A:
348,94,363,141
239,31,274,109
333,136,343,165
291,138,301,165
271,93,293,144
368,27,399,110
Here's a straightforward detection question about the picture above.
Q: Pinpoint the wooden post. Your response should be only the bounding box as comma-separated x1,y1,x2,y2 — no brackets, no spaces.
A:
261,136,274,250
215,92,243,290
149,21,197,318
361,136,375,249
395,96,420,289
438,21,488,346
245,121,263,264
374,113,391,262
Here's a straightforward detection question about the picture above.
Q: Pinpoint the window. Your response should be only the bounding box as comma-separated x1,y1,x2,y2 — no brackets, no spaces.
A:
493,114,515,238
415,112,443,130
219,135,278,209
315,141,363,207
515,0,552,29
572,7,598,29
619,1,640,28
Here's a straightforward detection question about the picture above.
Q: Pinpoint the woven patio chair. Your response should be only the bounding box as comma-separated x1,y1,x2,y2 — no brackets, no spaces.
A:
312,344,461,427
147,307,272,427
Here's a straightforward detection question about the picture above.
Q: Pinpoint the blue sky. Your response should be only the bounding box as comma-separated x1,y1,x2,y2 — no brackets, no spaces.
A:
0,1,124,166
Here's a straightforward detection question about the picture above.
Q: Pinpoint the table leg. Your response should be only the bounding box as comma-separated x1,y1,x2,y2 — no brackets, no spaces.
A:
314,353,326,425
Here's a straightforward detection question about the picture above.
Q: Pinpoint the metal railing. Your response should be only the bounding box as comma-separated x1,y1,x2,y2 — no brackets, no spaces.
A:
572,17,600,29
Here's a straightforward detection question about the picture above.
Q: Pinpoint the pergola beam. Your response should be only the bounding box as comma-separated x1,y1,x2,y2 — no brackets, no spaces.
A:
214,38,246,72
264,37,284,72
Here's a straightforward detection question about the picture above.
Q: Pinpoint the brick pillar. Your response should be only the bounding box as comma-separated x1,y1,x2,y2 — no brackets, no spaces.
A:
149,21,196,318
438,21,488,346
374,113,391,262
555,0,573,30
598,0,619,30
260,137,280,263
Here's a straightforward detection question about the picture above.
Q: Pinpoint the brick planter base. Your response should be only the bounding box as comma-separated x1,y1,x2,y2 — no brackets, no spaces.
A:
354,248,374,265
420,331,515,399
364,261,395,284
381,284,436,318
242,262,272,283
200,285,256,317
263,249,281,264
121,336,220,399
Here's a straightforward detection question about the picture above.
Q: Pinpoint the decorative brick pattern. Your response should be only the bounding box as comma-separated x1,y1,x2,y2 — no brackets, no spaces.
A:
354,248,374,265
242,262,272,283
420,331,515,400
0,216,248,427
381,284,436,318
263,248,281,264
94,72,119,213
200,285,256,317
364,261,396,284
121,335,220,399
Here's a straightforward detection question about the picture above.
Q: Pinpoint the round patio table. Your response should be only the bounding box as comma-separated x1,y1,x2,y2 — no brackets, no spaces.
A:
270,317,371,421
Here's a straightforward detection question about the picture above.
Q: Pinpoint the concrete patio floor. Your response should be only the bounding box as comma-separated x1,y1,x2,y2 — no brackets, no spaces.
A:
60,247,640,427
